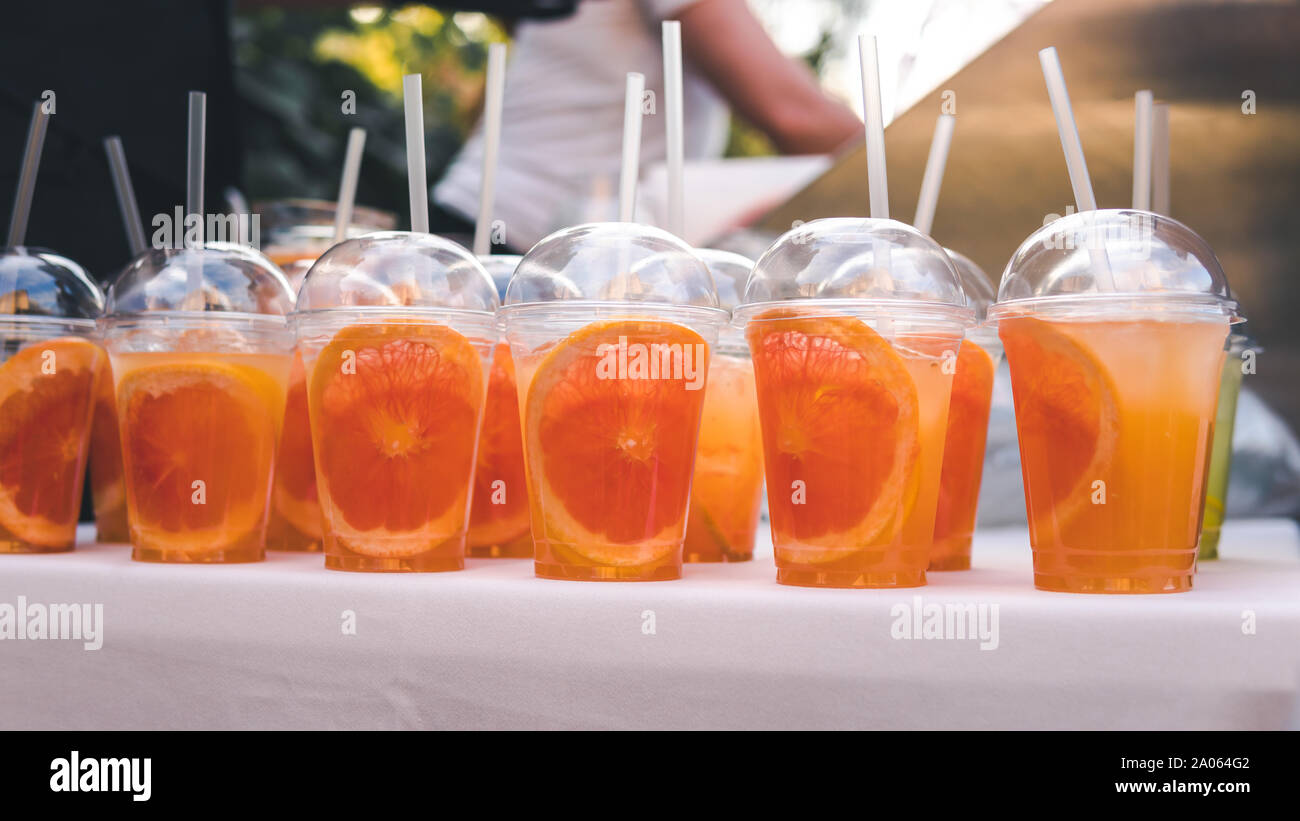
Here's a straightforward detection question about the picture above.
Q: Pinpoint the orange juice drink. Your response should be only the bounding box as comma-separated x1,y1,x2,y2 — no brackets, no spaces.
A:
266,349,323,551
467,341,531,557
112,349,289,562
0,331,105,553
684,352,763,562
999,316,1227,591
500,223,727,581
0,249,106,553
990,209,1240,593
930,250,1001,571
930,339,996,569
102,244,297,563
88,356,129,542
734,219,973,588
292,232,499,572
466,254,530,558
266,261,324,552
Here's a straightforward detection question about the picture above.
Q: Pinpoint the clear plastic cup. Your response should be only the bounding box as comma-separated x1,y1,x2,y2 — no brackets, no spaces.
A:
0,247,106,553
1199,333,1254,560
102,243,295,563
294,231,498,572
500,223,727,581
467,254,532,558
683,249,764,563
257,198,396,269
988,210,1241,593
733,219,974,588
930,248,1003,570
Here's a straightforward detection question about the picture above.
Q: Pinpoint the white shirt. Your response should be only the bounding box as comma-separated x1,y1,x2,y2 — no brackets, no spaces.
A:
433,0,730,251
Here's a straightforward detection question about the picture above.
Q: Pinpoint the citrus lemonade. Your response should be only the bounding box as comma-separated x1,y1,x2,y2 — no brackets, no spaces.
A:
746,312,956,588
0,336,104,553
999,316,1228,592
88,356,129,542
467,341,531,558
683,351,763,562
302,320,489,572
513,318,711,581
114,350,289,562
930,339,997,570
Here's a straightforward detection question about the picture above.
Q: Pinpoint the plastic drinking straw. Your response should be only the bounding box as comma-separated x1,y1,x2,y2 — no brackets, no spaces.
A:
913,114,956,236
1152,103,1171,216
333,127,367,244
403,73,430,234
185,91,206,302
618,73,646,223
858,35,890,221
6,101,50,248
186,91,206,249
663,21,685,238
1037,47,1114,289
104,137,147,256
473,43,508,255
1132,90,1153,210
225,187,250,245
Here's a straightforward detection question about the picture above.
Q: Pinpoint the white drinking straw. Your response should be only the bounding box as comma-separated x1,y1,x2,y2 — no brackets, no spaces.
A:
618,72,645,223
1037,47,1113,289
663,21,685,238
333,128,367,244
6,101,49,248
403,73,430,234
473,43,508,255
858,35,889,220
913,114,956,236
1132,89,1153,210
1151,103,1171,216
103,137,147,256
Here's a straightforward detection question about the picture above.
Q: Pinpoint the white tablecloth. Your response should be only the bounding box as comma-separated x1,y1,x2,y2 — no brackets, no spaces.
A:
2,520,1297,730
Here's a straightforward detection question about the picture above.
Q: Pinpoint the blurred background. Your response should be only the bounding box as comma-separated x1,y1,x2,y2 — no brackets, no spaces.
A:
1,0,1298,521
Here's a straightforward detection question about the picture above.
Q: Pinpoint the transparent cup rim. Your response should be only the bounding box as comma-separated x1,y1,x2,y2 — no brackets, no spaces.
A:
0,314,98,331
732,297,975,328
292,305,499,338
101,309,289,328
988,292,1242,322
499,300,729,327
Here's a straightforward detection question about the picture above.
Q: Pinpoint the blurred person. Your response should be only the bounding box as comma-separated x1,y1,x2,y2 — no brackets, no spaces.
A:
433,0,863,251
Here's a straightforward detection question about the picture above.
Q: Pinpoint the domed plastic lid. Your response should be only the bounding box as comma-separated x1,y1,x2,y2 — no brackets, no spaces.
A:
107,242,293,319
295,231,498,314
734,218,974,325
696,248,754,313
0,246,103,322
478,254,522,302
989,209,1240,321
944,248,996,321
503,222,720,314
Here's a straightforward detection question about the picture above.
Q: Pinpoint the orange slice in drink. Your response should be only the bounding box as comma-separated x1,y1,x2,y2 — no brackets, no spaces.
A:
746,312,920,563
271,351,322,539
118,360,281,547
0,338,103,548
468,341,531,548
998,316,1118,529
524,319,708,566
310,323,484,557
933,340,995,541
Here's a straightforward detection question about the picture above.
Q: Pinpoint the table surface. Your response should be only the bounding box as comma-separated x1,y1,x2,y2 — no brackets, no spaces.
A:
2,520,1298,730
